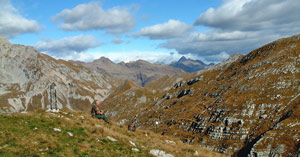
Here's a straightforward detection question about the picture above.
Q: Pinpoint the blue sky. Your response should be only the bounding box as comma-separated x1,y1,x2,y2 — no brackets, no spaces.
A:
1,0,300,63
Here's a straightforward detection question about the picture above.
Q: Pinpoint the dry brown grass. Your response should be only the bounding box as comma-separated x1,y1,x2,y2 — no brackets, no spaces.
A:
83,112,227,157
0,110,227,156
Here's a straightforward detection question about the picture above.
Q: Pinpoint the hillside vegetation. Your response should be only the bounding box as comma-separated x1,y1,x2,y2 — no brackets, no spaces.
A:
0,110,226,157
133,34,300,156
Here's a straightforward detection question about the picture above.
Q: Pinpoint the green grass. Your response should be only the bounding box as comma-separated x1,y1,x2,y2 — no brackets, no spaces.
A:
0,111,226,157
0,112,148,156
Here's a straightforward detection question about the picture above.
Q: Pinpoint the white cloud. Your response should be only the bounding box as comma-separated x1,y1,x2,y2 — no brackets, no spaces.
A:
53,2,135,34
91,51,181,63
131,19,193,39
160,0,300,63
0,0,41,38
195,0,300,32
62,50,207,64
112,38,123,44
204,52,230,63
161,31,279,56
193,31,252,41
34,35,101,57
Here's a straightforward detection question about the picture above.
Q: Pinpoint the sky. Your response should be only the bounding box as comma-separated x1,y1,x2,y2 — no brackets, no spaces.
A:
1,0,300,64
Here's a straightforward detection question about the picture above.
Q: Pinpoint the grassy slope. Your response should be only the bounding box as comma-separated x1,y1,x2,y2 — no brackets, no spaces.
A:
0,110,226,157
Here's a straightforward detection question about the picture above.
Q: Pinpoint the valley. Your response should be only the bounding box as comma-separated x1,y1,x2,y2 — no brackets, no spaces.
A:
0,34,300,156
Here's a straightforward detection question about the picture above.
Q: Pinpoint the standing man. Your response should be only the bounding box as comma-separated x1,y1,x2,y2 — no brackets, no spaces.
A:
91,100,109,123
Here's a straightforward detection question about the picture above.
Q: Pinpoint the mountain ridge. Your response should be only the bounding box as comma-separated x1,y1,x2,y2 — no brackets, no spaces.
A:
76,57,185,86
97,34,300,156
132,33,300,156
170,56,211,73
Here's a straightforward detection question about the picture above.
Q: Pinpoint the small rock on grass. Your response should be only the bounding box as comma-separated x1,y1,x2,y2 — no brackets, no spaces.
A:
67,132,73,137
165,140,176,145
194,150,199,156
107,136,117,142
149,149,173,157
132,148,139,152
46,109,60,113
129,141,136,146
54,128,61,132
65,117,71,120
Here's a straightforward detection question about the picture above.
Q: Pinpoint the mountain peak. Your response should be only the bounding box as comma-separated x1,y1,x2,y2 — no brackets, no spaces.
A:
135,59,150,64
100,56,112,61
178,56,187,63
170,56,208,73
95,56,114,64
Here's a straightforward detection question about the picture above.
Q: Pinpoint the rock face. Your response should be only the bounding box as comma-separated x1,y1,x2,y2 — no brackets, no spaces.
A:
145,73,193,91
76,57,185,86
132,34,300,156
0,38,115,113
170,56,210,73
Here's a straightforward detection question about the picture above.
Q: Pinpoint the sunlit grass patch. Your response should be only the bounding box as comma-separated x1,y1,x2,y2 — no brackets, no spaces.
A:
0,111,226,157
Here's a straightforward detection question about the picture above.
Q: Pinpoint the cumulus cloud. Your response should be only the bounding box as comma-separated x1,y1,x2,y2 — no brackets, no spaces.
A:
131,19,193,39
0,0,41,38
193,31,252,41
112,38,123,44
205,52,230,63
34,35,101,57
53,2,135,34
160,31,279,56
160,0,300,62
195,0,300,32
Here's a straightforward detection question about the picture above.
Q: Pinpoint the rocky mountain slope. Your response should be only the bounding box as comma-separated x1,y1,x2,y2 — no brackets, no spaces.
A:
145,73,194,91
97,73,195,128
99,34,300,156
76,57,185,86
170,56,211,73
100,80,160,125
130,34,300,156
0,36,116,113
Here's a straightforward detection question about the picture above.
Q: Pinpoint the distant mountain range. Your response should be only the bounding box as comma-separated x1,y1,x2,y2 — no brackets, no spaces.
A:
75,57,185,86
169,56,213,73
74,56,213,87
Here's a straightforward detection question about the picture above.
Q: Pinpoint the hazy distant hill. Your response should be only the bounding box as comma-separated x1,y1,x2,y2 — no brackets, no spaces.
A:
170,56,212,73
76,57,185,86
